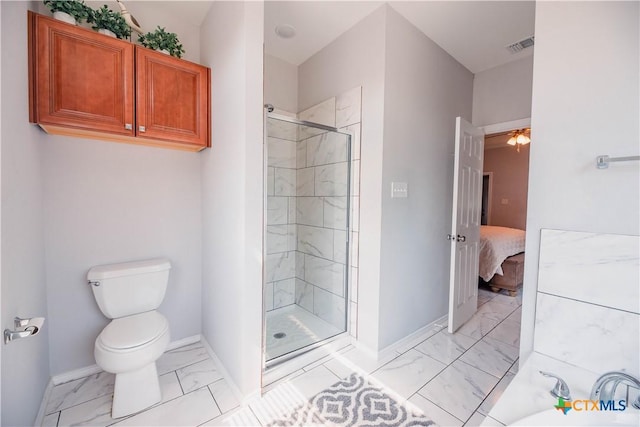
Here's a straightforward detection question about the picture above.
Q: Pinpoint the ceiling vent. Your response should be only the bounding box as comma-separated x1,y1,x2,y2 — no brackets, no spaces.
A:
506,36,535,54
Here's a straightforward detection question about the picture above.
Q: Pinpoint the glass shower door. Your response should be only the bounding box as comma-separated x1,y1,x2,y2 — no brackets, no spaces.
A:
263,114,351,365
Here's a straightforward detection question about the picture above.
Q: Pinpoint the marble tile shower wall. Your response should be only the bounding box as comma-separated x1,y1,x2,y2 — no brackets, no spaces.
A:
295,87,362,336
265,87,362,336
265,115,299,312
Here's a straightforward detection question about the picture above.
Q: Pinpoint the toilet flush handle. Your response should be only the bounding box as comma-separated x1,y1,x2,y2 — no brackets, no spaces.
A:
88,280,100,287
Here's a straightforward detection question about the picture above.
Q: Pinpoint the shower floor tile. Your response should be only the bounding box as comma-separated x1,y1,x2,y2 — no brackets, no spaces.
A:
265,305,343,361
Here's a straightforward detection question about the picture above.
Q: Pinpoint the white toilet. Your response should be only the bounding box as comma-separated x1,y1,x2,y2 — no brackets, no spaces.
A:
87,258,171,418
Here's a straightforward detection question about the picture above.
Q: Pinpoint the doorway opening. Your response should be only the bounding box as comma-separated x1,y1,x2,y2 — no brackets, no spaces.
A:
481,172,493,226
449,118,531,334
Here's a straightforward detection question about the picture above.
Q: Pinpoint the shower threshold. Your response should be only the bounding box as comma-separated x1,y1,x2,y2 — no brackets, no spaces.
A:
263,332,351,389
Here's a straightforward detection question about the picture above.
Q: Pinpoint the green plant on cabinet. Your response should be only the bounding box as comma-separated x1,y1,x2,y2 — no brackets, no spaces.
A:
43,0,92,23
138,26,185,58
87,4,131,39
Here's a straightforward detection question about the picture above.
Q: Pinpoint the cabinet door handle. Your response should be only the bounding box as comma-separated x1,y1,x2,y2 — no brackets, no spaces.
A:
139,126,146,133
125,123,132,130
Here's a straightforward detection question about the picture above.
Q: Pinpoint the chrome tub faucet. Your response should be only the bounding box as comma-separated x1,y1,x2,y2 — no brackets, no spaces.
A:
590,371,640,409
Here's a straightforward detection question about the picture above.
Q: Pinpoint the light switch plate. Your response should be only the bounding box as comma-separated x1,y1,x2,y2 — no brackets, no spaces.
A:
391,182,408,198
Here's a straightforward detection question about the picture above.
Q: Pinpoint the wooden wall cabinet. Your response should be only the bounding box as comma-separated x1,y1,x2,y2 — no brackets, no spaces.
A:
28,11,211,151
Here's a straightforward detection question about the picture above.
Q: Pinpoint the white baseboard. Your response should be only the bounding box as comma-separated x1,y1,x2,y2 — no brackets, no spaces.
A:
166,334,201,351
33,378,54,427
52,364,103,386
51,334,202,386
355,315,448,362
350,339,379,361
198,335,250,405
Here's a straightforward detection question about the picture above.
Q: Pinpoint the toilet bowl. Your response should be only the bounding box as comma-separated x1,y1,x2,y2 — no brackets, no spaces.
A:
88,258,171,418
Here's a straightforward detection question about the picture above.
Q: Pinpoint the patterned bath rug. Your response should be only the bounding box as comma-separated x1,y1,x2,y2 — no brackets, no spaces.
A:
268,373,435,426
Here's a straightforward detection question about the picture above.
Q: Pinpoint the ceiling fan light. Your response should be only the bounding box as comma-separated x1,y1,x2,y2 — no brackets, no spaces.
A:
516,134,529,144
507,136,517,146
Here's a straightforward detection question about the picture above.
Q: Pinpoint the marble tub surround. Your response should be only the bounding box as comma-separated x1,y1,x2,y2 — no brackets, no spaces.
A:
534,292,639,375
537,229,639,313
484,352,604,426
483,230,640,425
534,230,640,376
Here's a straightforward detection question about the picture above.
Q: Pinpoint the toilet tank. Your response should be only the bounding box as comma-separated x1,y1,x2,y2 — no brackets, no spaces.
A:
87,258,171,319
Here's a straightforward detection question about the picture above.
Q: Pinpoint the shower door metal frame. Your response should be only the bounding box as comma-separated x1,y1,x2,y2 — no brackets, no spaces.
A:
261,111,353,373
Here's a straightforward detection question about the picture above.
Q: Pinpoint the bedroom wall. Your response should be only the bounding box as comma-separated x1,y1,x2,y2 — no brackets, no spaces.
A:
472,55,534,127
521,0,639,361
483,144,530,230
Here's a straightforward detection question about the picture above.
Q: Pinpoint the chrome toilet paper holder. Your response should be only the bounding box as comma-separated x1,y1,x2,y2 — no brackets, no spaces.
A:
4,316,45,344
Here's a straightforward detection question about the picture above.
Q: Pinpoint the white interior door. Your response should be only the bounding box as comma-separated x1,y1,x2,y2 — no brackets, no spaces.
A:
448,117,484,333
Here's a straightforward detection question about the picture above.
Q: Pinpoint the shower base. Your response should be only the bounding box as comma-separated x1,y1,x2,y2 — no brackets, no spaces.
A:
265,305,342,361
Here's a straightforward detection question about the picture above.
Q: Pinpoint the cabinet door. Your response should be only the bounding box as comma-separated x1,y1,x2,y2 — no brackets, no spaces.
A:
136,47,211,149
30,12,135,136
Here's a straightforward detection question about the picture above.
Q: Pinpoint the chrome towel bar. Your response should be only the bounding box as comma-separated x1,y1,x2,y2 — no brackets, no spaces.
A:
596,155,640,169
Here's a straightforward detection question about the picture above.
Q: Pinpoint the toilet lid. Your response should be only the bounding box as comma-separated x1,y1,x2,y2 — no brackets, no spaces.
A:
99,311,168,350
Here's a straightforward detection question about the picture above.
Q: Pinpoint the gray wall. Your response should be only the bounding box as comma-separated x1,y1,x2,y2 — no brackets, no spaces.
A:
378,7,473,348
264,54,298,113
43,141,203,374
472,55,534,127
2,2,204,379
1,2,50,425
200,1,264,397
298,5,475,351
520,0,639,360
298,6,386,351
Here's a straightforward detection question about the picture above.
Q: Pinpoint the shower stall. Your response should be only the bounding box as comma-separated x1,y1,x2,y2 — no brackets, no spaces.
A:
263,110,352,367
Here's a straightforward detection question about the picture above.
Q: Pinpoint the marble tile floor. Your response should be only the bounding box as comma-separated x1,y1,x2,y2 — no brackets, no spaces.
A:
42,287,520,426
42,342,242,427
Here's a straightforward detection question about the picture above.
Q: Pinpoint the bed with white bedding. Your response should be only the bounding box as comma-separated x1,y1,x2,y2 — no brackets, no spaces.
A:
479,225,526,282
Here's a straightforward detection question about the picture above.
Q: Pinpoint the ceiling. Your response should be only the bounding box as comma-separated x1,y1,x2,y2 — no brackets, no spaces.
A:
265,1,536,73
102,1,535,74
86,1,213,28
